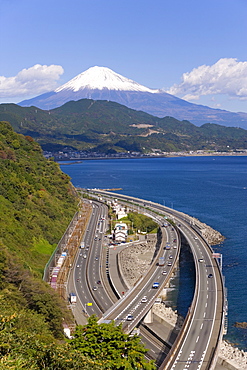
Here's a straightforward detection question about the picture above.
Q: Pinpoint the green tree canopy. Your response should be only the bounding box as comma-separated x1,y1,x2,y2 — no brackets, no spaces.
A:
69,315,155,370
127,212,158,233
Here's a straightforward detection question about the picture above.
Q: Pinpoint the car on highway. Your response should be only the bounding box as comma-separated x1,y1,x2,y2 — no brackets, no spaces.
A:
92,286,98,291
198,258,204,263
97,280,101,284
152,282,159,289
95,256,99,261
83,254,87,259
162,270,167,275
208,273,213,278
126,314,134,321
77,264,80,268
141,296,148,303
169,255,173,259
167,261,172,266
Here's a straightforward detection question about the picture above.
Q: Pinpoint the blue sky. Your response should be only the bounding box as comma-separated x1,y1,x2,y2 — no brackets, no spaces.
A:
1,0,247,113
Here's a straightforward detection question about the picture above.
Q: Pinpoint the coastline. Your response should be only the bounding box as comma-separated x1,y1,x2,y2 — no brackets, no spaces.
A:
53,151,247,162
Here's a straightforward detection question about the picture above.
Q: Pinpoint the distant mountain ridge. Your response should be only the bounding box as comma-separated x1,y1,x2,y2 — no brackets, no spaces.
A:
1,99,247,154
19,66,247,130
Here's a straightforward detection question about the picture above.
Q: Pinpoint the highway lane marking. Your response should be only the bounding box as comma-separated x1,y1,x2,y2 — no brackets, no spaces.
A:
196,336,200,343
197,350,206,370
200,323,204,329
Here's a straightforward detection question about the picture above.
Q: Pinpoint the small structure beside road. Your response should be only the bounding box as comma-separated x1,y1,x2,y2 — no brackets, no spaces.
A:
114,222,128,242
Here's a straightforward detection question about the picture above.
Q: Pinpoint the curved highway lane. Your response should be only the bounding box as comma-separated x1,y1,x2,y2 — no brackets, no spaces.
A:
88,190,224,370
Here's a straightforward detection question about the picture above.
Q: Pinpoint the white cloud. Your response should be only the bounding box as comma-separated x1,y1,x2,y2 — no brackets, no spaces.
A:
166,58,247,101
0,64,64,98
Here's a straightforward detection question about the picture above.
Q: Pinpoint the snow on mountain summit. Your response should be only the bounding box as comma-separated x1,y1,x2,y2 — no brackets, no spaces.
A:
55,66,159,93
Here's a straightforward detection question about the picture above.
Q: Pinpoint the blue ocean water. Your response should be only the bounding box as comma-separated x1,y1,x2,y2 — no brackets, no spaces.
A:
60,156,247,350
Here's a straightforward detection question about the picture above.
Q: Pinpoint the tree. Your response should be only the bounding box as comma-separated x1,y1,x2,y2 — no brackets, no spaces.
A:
69,315,155,369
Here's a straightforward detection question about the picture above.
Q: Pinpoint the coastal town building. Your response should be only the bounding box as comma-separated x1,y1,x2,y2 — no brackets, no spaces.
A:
113,222,128,242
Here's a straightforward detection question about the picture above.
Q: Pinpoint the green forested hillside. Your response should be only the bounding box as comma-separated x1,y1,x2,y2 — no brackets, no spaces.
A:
0,120,78,346
0,100,246,153
0,121,78,274
0,121,154,369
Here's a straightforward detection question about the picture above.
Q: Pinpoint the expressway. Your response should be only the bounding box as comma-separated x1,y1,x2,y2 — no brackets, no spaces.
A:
96,203,180,333
161,221,222,370
69,196,181,329
67,200,114,321
87,190,225,370
100,235,179,333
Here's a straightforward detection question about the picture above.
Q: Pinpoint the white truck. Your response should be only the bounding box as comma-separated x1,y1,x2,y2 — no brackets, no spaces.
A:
69,293,77,303
158,256,165,266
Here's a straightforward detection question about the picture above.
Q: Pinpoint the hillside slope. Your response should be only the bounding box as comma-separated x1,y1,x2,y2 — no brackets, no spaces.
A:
0,121,79,343
0,121,78,273
1,100,247,153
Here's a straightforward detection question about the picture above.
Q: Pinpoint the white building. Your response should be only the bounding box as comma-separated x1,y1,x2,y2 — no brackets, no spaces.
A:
114,222,128,242
117,207,127,220
111,200,127,220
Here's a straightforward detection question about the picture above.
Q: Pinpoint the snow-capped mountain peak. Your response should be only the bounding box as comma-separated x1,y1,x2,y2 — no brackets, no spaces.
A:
55,66,159,93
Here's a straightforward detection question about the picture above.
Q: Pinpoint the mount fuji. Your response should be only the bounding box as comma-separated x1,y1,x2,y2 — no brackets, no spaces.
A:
19,66,247,129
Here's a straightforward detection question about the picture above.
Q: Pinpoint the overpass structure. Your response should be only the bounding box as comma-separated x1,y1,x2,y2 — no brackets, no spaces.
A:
65,189,226,370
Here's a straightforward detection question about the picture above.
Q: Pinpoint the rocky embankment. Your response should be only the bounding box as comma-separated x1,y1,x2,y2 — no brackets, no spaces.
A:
177,213,225,245
167,208,224,245
219,341,247,369
119,234,157,289
193,218,225,245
